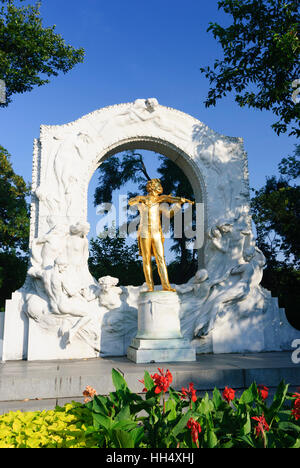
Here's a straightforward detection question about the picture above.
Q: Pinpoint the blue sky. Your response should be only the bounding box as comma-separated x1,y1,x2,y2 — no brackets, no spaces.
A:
1,0,297,253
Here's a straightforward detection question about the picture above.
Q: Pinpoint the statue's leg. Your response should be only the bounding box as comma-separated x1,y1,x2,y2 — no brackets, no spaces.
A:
152,235,175,291
139,236,154,291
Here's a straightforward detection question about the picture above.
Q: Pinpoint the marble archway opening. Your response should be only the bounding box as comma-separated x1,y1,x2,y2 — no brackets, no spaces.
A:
87,141,204,283
1,98,299,361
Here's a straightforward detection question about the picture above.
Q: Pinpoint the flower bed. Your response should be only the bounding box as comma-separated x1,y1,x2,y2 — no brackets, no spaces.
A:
0,368,299,448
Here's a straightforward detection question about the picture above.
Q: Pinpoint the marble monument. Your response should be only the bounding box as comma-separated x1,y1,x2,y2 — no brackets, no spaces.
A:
1,98,299,361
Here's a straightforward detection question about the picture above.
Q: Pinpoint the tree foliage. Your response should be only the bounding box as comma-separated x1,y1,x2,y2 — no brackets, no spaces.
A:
200,0,300,136
0,145,30,252
251,145,300,329
0,0,84,106
0,145,30,308
94,151,151,206
88,230,144,286
251,145,300,266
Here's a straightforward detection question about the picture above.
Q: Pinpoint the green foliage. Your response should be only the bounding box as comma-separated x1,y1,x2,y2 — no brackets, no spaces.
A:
1,369,299,448
0,145,29,252
0,145,29,307
0,0,84,106
94,151,151,206
200,0,300,136
251,145,300,329
88,230,144,286
0,251,28,309
0,402,98,448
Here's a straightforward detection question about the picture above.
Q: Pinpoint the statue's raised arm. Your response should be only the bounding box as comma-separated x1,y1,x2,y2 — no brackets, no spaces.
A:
128,195,146,206
158,194,194,205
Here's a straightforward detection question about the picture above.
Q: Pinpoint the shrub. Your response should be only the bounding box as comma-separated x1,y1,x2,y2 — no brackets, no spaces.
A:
0,402,97,448
81,368,300,448
0,368,299,448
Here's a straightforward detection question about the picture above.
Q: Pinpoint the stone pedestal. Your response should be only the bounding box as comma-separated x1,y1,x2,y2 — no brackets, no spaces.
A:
127,291,196,363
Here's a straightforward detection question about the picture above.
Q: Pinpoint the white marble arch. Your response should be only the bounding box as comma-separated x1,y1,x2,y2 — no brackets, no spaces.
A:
29,98,249,251
1,98,299,361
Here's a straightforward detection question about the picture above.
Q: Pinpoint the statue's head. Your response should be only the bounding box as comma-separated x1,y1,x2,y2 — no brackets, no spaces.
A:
195,269,209,283
145,98,159,111
216,221,233,233
146,178,163,195
98,275,119,292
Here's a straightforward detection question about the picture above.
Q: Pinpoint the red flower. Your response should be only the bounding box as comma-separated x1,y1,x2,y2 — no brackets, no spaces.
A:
222,386,235,403
291,394,300,421
187,417,201,445
152,368,173,394
181,382,197,403
251,414,270,439
257,384,269,401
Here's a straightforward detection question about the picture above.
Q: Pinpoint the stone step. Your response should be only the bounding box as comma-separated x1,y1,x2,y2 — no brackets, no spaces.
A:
0,352,299,414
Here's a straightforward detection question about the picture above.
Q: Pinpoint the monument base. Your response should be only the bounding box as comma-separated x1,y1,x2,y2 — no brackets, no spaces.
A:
127,291,196,363
127,338,196,363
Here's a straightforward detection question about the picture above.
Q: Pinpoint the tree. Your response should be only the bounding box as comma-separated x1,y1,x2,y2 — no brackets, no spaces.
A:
0,145,30,308
0,145,30,252
88,229,145,286
94,151,151,206
200,0,300,136
251,144,300,266
251,145,300,329
0,0,84,106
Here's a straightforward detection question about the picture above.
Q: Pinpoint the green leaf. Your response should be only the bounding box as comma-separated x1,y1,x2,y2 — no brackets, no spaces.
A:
92,395,109,416
130,426,144,447
212,387,223,410
291,438,300,448
278,421,300,434
92,413,111,431
239,382,258,404
220,439,235,448
131,397,157,415
269,380,289,418
114,429,135,448
197,393,214,415
171,409,194,438
169,387,181,403
207,430,218,448
111,368,128,392
112,420,137,432
239,412,251,436
143,371,154,391
115,405,130,422
165,398,177,421
236,434,256,448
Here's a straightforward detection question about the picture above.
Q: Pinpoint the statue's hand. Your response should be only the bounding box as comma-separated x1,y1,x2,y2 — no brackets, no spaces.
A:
129,195,144,206
181,198,194,205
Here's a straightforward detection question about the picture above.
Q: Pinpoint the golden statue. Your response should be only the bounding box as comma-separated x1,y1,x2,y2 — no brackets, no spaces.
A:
129,178,194,292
